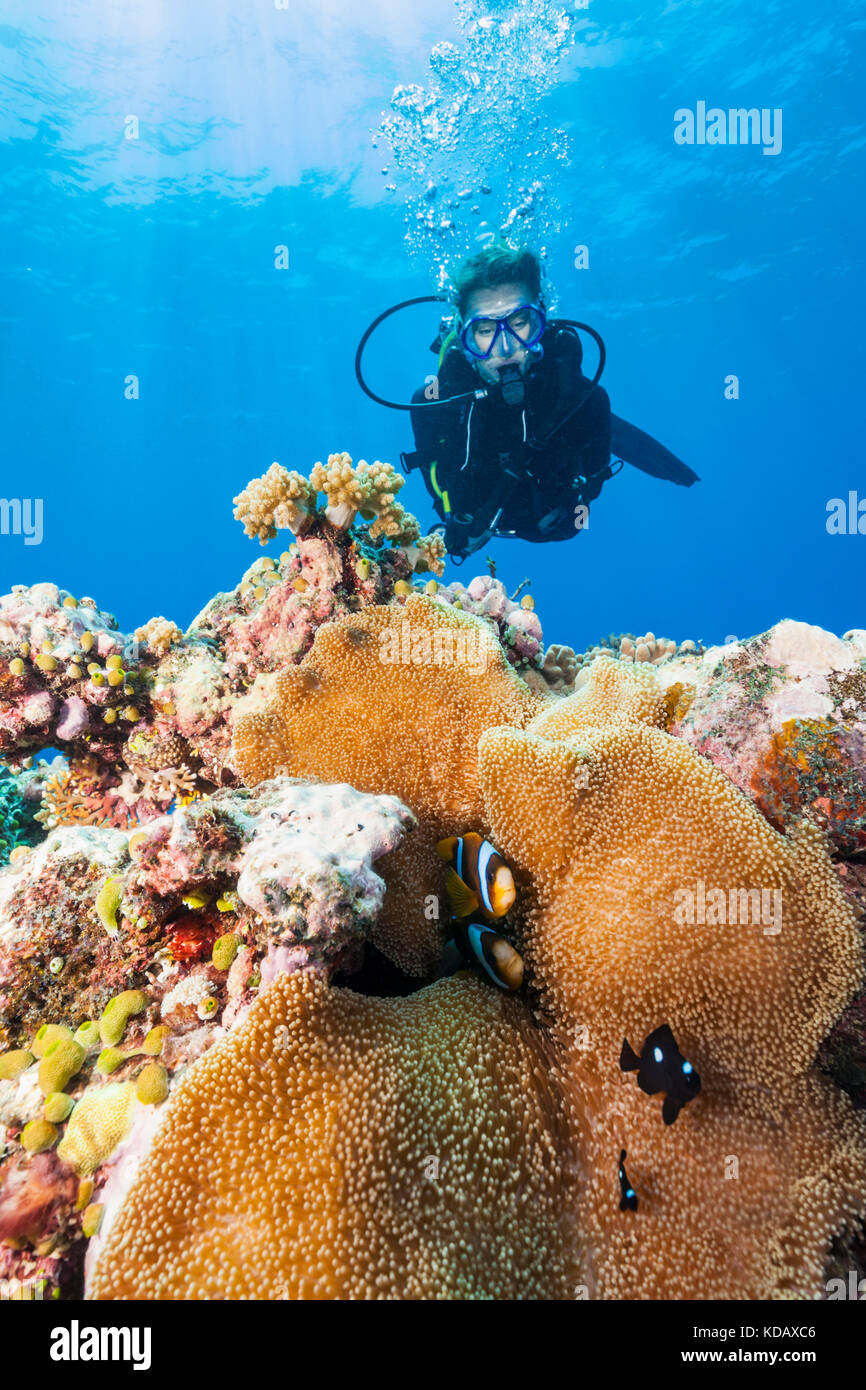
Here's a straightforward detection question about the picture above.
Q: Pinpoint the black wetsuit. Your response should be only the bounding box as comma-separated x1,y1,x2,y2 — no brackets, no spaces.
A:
401,324,613,556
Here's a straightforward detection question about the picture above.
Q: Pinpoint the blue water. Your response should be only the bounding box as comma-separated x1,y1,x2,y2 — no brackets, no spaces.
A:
1,0,863,653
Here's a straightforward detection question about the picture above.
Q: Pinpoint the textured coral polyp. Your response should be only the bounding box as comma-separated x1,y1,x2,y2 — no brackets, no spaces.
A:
232,596,542,972
89,971,577,1300
477,664,866,1298
87,647,866,1301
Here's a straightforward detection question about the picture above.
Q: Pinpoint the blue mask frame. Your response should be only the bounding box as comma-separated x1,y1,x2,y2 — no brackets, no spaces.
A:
458,302,547,361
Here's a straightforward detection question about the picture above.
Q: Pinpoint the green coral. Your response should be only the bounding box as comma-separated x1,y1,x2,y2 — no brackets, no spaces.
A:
94,877,124,937
98,989,147,1046
0,1048,34,1080
21,1119,58,1154
32,1024,73,1058
73,1021,101,1052
142,1026,169,1056
43,1091,75,1123
0,764,43,865
57,1083,136,1174
96,1046,126,1076
38,1037,85,1095
82,1203,105,1238
135,1062,168,1105
212,932,240,971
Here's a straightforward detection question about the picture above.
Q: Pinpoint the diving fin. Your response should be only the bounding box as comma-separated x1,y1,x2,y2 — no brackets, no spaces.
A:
610,414,699,487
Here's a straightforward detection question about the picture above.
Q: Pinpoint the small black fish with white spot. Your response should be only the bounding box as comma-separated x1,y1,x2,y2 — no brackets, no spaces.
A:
618,1149,638,1212
620,1023,701,1124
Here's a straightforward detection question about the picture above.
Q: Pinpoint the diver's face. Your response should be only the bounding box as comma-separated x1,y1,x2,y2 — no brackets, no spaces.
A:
463,281,536,385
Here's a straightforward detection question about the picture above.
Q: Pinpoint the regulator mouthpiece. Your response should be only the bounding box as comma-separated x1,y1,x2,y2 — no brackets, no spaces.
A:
498,365,525,406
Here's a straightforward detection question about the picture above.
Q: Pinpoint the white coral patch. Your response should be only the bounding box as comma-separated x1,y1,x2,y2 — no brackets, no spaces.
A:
236,778,415,937
160,972,214,1019
0,1064,43,1128
763,684,835,730
762,619,859,678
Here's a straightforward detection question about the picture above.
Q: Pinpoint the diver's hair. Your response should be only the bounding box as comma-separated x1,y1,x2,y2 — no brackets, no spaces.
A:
451,243,544,318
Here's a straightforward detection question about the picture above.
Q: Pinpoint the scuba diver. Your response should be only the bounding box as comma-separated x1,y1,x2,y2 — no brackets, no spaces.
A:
354,242,698,563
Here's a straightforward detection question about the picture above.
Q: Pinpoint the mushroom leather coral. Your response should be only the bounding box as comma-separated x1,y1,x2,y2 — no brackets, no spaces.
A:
477,675,866,1296
232,596,541,811
91,647,866,1300
529,653,691,736
89,971,579,1300
232,596,543,973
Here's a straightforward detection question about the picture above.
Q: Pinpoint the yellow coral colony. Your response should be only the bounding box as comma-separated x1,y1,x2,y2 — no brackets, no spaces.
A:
232,454,446,575
89,971,577,1300
133,615,183,656
233,595,539,815
233,462,318,543
309,453,405,534
530,652,690,736
478,658,866,1298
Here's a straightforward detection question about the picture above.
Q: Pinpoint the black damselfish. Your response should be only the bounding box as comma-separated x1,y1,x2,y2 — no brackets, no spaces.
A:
620,1023,701,1125
618,1149,638,1213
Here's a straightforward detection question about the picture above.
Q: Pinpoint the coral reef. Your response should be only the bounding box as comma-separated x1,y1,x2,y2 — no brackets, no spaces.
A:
232,596,541,973
668,621,866,853
84,640,866,1301
2,464,866,1302
0,762,47,864
0,464,453,799
479,664,865,1297
431,574,545,669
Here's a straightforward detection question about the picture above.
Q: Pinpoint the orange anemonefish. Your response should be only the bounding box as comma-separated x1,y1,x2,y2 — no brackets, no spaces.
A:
436,833,523,991
451,920,524,992
436,832,516,923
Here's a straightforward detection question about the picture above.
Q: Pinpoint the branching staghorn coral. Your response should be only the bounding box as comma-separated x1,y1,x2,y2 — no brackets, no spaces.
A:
146,765,198,803
35,763,137,833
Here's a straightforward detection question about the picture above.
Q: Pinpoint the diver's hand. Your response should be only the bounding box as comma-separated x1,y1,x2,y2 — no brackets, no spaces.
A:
443,515,475,559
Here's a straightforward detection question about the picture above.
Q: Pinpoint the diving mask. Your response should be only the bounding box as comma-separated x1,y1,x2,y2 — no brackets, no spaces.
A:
459,302,546,361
